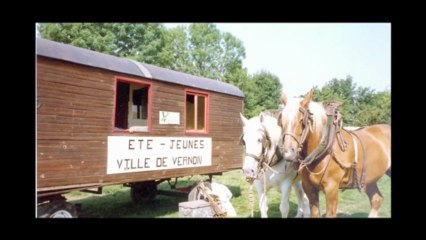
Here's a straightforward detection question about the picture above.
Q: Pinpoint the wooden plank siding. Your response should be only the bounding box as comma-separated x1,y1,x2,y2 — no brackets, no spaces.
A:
37,56,244,192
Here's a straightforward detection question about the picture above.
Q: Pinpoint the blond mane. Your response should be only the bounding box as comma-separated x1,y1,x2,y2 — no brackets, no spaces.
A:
281,98,327,137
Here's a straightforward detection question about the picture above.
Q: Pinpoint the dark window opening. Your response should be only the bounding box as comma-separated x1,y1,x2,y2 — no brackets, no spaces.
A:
115,82,129,129
114,80,150,132
186,94,195,130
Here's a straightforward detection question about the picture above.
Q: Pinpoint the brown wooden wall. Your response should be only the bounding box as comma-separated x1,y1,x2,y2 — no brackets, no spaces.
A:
37,56,244,192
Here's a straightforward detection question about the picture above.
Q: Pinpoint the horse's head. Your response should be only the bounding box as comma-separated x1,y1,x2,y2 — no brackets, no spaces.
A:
278,89,315,162
240,113,275,181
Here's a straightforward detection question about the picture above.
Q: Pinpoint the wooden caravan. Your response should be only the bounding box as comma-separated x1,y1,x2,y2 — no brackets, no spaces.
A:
36,38,244,217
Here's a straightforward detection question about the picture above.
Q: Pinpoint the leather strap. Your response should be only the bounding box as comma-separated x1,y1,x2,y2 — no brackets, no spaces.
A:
347,130,367,191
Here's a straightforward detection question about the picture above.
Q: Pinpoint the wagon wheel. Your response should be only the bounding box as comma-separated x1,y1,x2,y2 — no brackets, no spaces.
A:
37,200,78,218
188,181,212,201
130,181,157,204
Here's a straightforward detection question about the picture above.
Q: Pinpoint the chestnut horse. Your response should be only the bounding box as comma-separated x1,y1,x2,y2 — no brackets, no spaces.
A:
277,89,391,218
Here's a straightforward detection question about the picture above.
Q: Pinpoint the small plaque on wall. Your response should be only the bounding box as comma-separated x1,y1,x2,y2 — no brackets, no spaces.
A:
159,111,180,124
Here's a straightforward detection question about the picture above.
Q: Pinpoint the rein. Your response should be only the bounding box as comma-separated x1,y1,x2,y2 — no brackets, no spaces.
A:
245,152,262,161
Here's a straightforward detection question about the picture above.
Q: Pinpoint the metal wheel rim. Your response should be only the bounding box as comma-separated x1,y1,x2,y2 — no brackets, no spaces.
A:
50,210,73,218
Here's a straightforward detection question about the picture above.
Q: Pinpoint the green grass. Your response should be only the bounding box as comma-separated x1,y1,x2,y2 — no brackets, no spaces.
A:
65,170,390,218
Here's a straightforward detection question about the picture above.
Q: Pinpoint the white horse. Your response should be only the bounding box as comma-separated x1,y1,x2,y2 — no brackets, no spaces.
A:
240,112,310,218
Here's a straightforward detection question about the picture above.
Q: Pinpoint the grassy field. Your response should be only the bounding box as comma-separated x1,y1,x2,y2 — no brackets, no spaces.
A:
65,170,391,218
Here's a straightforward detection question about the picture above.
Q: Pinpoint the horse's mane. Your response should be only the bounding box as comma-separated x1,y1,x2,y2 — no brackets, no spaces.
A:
281,98,327,137
309,101,327,137
261,113,282,144
243,113,281,145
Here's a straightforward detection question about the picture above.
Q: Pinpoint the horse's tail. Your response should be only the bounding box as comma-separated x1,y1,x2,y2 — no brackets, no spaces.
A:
386,167,391,177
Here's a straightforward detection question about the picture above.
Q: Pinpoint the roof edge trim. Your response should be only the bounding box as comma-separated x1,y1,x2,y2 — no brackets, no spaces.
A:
128,59,153,79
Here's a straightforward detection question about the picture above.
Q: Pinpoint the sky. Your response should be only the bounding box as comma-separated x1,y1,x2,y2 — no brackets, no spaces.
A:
165,23,391,98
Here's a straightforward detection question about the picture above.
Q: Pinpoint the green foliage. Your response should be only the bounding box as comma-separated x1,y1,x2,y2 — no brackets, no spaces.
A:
243,70,282,118
38,23,117,55
312,76,391,126
163,23,246,81
355,90,391,125
111,23,168,65
162,26,194,74
38,23,168,66
223,68,255,117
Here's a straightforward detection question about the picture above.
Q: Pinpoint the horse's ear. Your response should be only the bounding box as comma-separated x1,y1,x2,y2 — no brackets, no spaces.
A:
280,91,287,106
277,112,283,128
300,88,313,109
259,112,264,123
240,113,248,126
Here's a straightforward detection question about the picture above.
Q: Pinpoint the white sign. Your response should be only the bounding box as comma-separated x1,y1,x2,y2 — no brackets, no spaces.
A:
107,136,212,174
159,111,180,124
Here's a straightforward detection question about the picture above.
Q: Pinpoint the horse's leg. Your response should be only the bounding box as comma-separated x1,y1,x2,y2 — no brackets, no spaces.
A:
254,180,268,218
259,192,268,218
366,182,384,218
279,180,292,218
302,181,320,218
292,180,310,218
324,182,339,218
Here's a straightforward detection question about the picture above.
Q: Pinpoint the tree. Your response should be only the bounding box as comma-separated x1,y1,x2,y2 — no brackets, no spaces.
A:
164,23,246,82
38,23,117,55
312,76,391,126
312,76,358,124
112,23,168,65
243,70,282,118
161,25,195,74
355,90,390,126
38,23,169,67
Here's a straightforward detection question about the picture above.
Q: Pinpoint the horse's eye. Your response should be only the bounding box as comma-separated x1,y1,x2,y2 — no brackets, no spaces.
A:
258,138,262,143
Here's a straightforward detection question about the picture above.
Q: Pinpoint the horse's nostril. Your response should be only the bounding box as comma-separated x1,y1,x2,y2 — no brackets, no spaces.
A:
243,169,252,175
